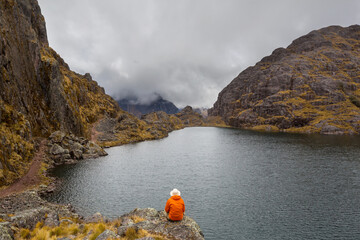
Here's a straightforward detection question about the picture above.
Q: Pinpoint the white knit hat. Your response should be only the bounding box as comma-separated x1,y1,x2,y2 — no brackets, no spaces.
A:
170,188,181,196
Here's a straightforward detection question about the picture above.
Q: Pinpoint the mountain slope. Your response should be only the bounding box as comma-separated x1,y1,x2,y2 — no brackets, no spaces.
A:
209,25,360,134
117,95,179,118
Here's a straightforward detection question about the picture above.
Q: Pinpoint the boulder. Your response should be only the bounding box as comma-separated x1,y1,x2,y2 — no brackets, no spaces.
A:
10,207,50,229
120,208,204,240
95,229,117,240
44,212,60,227
49,144,66,155
84,212,104,223
49,131,66,143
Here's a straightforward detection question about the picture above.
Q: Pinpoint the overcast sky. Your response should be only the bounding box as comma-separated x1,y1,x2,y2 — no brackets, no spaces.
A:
38,0,360,108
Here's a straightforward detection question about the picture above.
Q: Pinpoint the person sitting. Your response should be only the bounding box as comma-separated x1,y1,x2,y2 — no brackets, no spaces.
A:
165,188,185,221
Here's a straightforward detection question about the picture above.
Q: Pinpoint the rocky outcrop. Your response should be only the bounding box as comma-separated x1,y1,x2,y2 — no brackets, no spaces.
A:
118,208,204,240
47,131,107,165
210,25,360,134
0,191,204,240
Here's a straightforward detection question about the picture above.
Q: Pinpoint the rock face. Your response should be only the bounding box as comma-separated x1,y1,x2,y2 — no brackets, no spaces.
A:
118,95,179,118
47,131,107,165
0,0,121,186
209,25,360,134
0,0,160,186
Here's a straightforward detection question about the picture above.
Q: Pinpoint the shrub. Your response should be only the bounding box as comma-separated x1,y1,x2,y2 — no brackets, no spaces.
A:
49,226,66,237
125,227,137,240
20,229,31,239
32,228,49,240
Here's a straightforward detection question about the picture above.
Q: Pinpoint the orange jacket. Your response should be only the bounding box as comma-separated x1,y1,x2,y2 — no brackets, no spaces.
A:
165,195,185,221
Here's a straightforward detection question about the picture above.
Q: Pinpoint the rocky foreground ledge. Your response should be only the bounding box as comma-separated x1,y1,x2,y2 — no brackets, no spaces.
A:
0,191,204,240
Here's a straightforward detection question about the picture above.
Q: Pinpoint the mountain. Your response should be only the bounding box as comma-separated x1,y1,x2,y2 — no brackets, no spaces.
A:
117,95,179,117
209,25,360,134
0,0,172,186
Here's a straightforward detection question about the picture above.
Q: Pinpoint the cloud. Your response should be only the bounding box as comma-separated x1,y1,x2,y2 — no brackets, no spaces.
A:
38,0,360,108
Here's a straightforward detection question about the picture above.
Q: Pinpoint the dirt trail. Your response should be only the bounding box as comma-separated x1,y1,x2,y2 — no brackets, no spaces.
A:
0,139,46,198
91,123,101,143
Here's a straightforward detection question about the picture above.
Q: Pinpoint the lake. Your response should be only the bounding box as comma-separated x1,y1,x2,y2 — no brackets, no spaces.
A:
46,127,360,240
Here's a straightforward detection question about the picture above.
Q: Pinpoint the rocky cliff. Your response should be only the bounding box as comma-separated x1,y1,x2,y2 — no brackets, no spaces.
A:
0,0,175,186
0,0,125,185
209,25,360,134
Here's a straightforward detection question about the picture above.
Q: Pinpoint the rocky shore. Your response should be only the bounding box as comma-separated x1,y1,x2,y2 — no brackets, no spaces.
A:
0,129,205,240
0,191,204,240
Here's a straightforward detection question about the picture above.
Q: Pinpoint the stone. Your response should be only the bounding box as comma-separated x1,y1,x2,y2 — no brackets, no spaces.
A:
71,149,83,160
128,208,158,220
121,217,134,226
117,226,128,237
136,237,155,240
95,229,117,240
49,144,66,155
44,212,60,227
49,131,66,143
84,212,104,223
11,207,49,229
0,222,14,240
84,142,108,157
120,208,204,240
60,219,74,225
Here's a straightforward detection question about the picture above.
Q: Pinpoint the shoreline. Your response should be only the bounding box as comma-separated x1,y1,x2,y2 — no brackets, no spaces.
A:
0,126,205,239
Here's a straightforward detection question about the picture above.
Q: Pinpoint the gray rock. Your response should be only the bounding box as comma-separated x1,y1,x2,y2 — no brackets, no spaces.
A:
11,207,49,229
49,131,66,143
84,212,104,223
121,208,204,240
49,143,66,155
44,212,60,227
82,230,93,240
71,149,83,160
128,208,159,220
60,219,74,225
121,217,134,226
117,225,137,237
136,237,155,240
85,142,108,157
95,229,117,240
0,222,14,240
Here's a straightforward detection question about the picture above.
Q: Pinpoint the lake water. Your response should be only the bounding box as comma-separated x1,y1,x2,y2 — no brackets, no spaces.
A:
46,127,360,240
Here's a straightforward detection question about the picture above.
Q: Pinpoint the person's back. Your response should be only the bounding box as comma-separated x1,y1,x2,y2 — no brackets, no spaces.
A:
165,188,185,221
